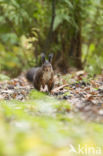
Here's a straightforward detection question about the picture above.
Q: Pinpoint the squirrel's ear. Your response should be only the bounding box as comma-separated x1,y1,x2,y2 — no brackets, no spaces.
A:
41,53,46,64
48,53,53,63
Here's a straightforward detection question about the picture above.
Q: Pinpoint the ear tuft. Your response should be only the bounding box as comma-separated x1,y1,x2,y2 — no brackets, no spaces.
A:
41,53,46,64
48,53,53,63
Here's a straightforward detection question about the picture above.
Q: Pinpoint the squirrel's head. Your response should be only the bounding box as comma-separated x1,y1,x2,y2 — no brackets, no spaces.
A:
41,53,53,72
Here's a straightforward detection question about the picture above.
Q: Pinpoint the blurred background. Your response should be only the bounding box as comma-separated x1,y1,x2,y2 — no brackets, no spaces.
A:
0,0,103,77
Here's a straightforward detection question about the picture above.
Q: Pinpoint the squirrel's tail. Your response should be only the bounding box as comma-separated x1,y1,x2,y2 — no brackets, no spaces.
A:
26,67,40,82
26,68,35,82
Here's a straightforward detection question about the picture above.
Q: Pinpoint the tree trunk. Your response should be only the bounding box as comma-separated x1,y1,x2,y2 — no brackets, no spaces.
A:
69,27,82,69
43,0,56,54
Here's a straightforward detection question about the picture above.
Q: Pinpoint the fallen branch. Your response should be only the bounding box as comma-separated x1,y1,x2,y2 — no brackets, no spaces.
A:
52,84,69,93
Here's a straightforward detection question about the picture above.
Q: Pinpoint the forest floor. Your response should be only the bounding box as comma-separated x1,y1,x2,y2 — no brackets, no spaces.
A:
0,70,103,156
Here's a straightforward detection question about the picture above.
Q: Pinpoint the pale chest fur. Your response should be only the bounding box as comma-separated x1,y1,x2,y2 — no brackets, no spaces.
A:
42,72,52,83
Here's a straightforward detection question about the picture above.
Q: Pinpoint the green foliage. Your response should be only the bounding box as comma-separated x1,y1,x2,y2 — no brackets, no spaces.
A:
0,74,10,81
82,43,103,75
0,0,47,76
82,0,103,74
0,0,103,75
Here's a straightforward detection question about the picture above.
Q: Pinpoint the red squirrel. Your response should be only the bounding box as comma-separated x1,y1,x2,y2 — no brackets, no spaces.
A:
26,53,54,92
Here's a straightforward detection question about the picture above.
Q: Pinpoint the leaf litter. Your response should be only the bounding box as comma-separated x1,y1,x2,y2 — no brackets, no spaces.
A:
0,71,103,122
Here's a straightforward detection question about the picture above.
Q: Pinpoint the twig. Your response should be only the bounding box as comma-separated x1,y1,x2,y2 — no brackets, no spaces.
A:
52,84,69,92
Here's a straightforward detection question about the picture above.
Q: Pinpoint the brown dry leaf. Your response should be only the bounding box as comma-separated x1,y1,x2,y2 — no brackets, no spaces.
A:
90,91,97,95
12,93,17,98
85,94,94,101
84,87,91,91
91,80,99,88
21,90,26,95
77,75,83,81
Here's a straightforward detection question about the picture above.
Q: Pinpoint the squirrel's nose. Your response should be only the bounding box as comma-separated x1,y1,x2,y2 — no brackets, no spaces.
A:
46,69,49,72
45,68,49,72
